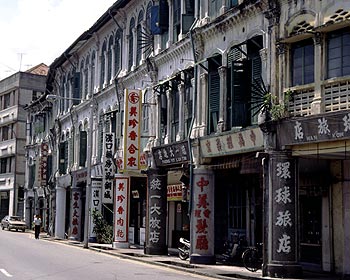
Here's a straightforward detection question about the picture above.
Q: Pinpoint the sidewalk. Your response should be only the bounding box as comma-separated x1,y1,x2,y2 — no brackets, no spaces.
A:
38,233,340,280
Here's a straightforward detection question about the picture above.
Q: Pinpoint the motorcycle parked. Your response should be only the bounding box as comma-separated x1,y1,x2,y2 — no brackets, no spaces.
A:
178,237,190,260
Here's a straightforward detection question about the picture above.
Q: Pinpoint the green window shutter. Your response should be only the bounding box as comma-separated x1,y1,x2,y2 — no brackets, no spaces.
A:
79,131,87,167
208,70,220,133
250,56,262,124
231,60,249,127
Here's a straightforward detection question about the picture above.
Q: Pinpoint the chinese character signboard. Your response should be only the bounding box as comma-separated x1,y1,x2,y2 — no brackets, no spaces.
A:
167,184,182,201
89,179,102,239
123,89,141,171
271,154,297,262
145,170,167,255
40,143,49,186
152,141,190,167
103,133,115,204
114,176,129,244
278,111,350,145
199,127,263,157
191,170,215,259
70,190,82,240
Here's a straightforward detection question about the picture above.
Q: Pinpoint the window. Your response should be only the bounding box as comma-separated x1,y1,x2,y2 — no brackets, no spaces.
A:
3,93,11,109
100,42,107,88
129,18,135,71
98,115,104,162
91,52,96,93
115,29,122,75
210,0,222,18
0,158,8,173
160,87,167,144
173,0,181,41
136,10,144,66
327,28,350,79
228,186,246,232
184,69,193,137
59,140,68,174
2,126,8,141
107,36,113,82
291,39,314,86
208,55,221,134
79,130,87,167
84,56,89,99
142,91,150,133
171,80,180,141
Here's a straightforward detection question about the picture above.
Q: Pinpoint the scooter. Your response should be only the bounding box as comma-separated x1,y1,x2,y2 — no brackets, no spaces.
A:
178,237,190,260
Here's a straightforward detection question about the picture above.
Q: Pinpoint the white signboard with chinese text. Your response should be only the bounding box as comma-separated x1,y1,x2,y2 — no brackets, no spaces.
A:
114,176,129,244
89,179,102,239
102,133,115,204
123,89,141,170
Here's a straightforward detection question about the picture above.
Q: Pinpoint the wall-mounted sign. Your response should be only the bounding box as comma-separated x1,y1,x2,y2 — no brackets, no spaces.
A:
89,179,102,239
114,176,129,244
200,127,263,158
70,189,82,240
123,89,141,171
278,111,350,146
167,184,182,201
40,143,49,186
152,141,190,167
103,133,115,204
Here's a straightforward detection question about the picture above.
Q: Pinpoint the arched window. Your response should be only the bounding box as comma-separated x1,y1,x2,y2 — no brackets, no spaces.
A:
100,41,107,89
128,17,135,71
91,51,96,94
84,55,89,99
114,29,122,75
107,36,113,83
136,10,144,66
79,124,87,167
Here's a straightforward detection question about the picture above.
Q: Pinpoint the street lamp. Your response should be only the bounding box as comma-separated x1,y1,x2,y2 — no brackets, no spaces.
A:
46,94,93,248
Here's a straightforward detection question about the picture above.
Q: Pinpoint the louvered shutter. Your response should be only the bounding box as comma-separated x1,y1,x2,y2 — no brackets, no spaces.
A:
79,131,87,167
73,72,80,105
208,70,220,133
250,56,262,124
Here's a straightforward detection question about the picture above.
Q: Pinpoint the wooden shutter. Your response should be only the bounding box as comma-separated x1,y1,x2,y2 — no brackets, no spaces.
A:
208,70,220,133
250,56,262,124
73,72,80,105
59,142,65,174
79,131,87,167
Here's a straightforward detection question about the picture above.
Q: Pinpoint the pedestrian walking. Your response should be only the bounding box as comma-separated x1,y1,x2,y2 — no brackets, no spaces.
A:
34,215,42,239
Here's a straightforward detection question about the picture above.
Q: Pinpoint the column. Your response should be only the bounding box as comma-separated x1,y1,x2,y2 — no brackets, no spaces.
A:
343,160,350,275
145,168,167,255
311,32,323,114
265,151,302,278
103,51,108,88
55,186,66,239
190,168,215,264
218,66,227,133
164,89,171,144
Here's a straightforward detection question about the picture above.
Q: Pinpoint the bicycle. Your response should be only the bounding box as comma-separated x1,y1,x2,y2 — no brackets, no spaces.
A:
242,243,263,272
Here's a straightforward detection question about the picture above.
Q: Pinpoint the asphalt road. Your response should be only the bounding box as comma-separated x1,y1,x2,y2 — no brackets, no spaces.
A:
0,229,212,280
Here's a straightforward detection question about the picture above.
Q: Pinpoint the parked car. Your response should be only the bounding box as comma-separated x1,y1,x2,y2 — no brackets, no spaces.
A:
1,215,26,232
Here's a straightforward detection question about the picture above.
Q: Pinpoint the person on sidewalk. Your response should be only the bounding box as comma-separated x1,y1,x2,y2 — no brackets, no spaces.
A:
34,215,42,239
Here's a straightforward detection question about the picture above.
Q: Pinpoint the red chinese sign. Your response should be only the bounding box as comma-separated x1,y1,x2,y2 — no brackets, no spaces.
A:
123,89,141,171
114,176,129,243
193,175,212,253
40,143,49,186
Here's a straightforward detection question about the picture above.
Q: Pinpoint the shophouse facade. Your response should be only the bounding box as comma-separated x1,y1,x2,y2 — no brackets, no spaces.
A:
35,0,350,279
0,64,48,222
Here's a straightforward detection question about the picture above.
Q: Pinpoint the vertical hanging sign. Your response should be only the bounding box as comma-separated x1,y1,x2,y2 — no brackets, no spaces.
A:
114,176,129,244
123,89,141,171
102,133,115,204
70,190,82,240
40,143,49,186
89,179,102,239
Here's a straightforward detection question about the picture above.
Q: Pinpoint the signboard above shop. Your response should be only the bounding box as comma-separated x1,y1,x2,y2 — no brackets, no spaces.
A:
152,141,190,167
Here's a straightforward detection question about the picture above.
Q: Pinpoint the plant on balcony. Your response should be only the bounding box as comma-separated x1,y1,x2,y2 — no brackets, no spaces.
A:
92,209,113,244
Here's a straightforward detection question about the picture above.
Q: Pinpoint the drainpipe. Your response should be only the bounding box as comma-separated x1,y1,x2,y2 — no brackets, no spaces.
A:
187,1,200,215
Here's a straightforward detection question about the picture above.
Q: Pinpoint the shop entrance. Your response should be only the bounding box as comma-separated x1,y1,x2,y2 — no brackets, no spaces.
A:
300,195,322,265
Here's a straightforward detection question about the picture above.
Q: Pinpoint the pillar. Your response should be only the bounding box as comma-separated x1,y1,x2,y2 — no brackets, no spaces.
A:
55,186,66,239
264,151,302,278
343,160,350,276
217,66,227,133
190,168,215,264
145,168,168,255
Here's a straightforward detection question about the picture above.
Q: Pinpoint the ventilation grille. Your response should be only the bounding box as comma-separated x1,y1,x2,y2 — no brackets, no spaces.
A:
288,88,314,117
290,20,314,36
324,80,350,112
326,9,350,25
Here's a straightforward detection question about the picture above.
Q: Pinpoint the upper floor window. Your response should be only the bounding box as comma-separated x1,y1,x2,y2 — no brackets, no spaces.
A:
210,0,222,19
100,41,107,89
79,128,87,167
171,80,180,142
142,90,150,133
184,69,194,137
84,56,89,99
107,36,113,83
291,38,314,86
173,0,181,41
136,10,144,66
0,157,12,174
91,51,96,94
327,28,350,79
3,93,11,109
59,137,68,174
208,55,221,134
115,29,122,75
128,18,135,71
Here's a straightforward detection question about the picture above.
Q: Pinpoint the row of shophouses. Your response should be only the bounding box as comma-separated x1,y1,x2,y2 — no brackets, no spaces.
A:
20,0,350,278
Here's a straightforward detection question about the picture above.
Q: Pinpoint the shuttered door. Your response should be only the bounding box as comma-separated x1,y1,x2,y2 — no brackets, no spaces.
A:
79,131,87,167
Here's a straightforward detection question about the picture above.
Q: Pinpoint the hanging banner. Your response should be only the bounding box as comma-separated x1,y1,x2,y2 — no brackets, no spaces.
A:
89,179,102,239
40,143,49,186
114,176,129,244
102,132,115,204
123,89,141,170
